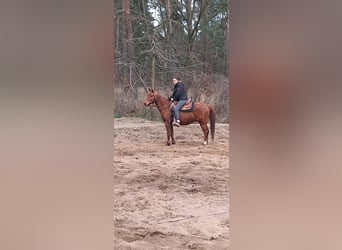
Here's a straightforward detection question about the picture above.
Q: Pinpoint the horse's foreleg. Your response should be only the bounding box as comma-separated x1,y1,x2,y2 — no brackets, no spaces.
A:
164,122,171,146
170,120,176,144
200,122,209,145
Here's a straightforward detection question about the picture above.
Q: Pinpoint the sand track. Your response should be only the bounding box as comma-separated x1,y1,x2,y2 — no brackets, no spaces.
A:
114,117,229,249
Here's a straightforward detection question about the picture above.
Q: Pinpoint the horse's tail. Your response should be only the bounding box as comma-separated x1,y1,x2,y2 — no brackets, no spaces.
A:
209,106,216,142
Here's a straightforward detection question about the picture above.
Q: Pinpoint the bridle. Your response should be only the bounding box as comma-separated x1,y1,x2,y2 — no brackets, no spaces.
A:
147,91,157,105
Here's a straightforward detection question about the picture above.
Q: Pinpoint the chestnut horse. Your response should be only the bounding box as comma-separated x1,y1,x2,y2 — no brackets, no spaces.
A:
144,88,215,146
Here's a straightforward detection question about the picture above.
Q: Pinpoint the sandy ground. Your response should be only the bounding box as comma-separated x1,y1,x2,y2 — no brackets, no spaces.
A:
114,117,229,249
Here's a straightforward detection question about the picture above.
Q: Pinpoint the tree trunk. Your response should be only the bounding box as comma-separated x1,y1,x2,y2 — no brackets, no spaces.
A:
225,11,229,76
151,55,155,89
166,0,172,36
122,0,134,84
202,2,209,72
150,55,156,120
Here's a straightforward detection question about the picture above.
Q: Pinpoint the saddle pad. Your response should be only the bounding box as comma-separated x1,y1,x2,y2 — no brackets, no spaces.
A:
180,99,194,112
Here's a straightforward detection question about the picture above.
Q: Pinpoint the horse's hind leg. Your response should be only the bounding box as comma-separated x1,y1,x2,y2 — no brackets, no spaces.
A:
200,122,209,145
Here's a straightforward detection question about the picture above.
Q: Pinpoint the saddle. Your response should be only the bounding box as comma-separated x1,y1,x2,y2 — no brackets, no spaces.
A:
173,99,194,112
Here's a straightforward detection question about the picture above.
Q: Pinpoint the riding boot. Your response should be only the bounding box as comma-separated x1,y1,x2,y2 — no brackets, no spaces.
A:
172,119,180,127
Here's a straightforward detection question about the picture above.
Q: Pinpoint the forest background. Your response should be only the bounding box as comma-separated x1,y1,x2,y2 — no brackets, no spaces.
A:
114,0,229,122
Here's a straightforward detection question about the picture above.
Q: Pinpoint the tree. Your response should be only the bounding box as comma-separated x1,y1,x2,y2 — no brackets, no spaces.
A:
115,0,229,84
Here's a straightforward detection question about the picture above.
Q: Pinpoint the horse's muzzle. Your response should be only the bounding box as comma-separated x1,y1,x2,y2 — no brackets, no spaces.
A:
144,102,150,106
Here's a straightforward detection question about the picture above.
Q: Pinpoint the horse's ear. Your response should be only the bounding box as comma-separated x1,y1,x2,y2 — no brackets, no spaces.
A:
151,89,154,93
148,88,151,92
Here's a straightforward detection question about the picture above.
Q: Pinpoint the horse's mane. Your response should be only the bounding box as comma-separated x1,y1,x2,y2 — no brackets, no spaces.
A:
148,89,166,102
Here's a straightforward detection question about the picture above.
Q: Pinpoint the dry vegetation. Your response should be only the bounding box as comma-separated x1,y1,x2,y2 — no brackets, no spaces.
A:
114,73,229,123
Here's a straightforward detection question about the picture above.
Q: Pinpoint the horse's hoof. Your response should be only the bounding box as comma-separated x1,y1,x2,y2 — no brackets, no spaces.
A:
172,141,176,144
166,142,171,146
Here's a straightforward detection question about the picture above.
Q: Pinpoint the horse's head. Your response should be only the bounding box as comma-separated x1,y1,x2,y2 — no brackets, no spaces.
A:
144,88,157,106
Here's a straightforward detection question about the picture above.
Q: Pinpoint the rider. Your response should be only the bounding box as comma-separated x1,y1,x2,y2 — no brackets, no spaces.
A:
168,77,188,127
